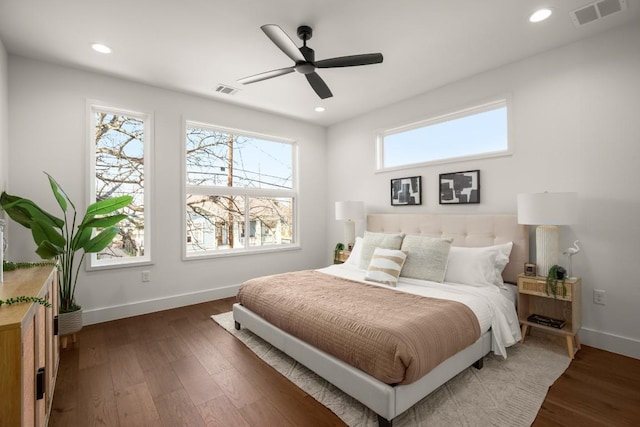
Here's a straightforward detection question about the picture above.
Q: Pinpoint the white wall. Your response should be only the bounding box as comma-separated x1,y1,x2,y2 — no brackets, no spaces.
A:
7,56,327,324
0,39,7,193
327,22,640,359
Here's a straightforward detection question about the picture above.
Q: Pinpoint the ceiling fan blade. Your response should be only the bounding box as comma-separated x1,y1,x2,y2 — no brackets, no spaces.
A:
261,24,306,63
316,53,383,68
305,72,333,99
237,67,295,85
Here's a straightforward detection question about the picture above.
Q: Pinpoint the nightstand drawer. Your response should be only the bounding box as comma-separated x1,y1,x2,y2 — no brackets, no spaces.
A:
518,276,573,301
337,250,351,263
334,250,351,264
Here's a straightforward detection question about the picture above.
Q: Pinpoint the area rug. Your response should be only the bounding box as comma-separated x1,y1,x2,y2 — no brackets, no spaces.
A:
211,312,570,427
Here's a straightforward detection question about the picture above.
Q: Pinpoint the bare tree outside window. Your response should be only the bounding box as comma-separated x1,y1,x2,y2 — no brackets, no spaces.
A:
93,111,147,261
185,124,295,255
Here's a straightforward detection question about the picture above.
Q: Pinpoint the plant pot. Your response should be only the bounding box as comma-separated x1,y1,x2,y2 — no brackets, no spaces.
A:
58,308,83,336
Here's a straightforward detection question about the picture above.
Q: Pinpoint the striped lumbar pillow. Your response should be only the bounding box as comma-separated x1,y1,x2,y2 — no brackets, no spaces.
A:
364,248,408,286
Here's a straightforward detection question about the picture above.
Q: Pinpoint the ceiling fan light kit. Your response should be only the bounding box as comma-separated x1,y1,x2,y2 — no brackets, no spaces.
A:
238,24,383,99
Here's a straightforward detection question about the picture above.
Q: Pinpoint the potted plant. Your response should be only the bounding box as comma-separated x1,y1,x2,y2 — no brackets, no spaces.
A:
545,264,567,299
0,172,132,334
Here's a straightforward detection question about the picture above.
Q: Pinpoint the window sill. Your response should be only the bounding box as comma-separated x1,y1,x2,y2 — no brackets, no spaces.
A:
183,244,301,261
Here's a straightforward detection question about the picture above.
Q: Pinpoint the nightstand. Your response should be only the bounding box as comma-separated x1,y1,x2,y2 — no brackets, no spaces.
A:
517,273,582,359
334,250,351,264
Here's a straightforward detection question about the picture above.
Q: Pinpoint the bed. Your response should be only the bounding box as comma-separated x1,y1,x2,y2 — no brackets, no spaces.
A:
233,213,528,426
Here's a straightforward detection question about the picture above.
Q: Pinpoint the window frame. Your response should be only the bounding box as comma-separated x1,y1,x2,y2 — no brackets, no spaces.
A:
182,119,299,260
376,98,511,172
86,101,154,270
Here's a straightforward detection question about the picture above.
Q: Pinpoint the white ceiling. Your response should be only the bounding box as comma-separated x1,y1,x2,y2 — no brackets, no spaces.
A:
1,0,638,126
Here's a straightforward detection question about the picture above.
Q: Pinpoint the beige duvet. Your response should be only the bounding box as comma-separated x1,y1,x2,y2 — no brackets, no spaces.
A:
237,270,481,385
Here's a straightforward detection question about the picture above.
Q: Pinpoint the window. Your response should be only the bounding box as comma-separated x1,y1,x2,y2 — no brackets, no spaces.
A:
88,103,152,268
184,121,296,258
378,99,509,170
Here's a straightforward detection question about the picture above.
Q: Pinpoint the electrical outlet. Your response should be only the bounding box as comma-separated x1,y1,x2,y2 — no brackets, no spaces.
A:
593,289,606,305
141,271,150,282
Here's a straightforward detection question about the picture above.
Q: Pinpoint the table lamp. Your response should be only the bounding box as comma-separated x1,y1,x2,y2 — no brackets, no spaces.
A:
335,201,364,248
517,192,577,277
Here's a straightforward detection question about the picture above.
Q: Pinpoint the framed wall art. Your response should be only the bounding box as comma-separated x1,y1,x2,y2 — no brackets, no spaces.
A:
391,176,422,206
439,170,480,204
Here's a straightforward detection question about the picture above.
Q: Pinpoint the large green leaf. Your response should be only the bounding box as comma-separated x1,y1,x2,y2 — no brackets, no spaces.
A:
71,227,93,251
45,172,73,212
0,192,64,229
83,227,120,253
31,219,66,248
79,213,128,229
0,199,35,228
84,196,133,220
35,240,62,259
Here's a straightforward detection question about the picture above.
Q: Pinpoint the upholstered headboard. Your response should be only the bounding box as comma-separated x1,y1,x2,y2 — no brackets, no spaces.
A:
367,214,529,284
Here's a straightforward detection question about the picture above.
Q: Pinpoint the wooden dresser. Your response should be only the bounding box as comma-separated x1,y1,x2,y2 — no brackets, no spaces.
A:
0,266,59,426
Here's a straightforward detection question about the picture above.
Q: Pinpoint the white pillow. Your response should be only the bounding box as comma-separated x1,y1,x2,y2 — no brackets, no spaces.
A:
343,236,363,266
400,235,453,283
444,242,513,289
358,231,405,269
364,248,407,286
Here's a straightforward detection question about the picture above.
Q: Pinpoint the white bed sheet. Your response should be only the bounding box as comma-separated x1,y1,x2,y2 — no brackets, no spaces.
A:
501,282,518,305
317,263,522,358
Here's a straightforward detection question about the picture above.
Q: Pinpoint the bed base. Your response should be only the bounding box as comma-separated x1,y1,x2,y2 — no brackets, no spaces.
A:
232,303,491,426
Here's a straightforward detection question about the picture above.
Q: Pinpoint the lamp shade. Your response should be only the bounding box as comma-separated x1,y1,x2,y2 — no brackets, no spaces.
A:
517,192,577,225
335,201,364,221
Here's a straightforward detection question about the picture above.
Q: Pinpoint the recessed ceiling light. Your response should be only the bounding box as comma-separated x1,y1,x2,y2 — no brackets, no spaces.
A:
314,106,325,112
91,43,112,54
529,8,553,23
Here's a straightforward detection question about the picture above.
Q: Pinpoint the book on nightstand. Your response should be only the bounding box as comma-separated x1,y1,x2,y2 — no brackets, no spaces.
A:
527,313,566,329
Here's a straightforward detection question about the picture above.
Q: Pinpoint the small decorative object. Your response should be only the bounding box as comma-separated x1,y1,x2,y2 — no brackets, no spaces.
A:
524,262,536,276
439,170,480,204
527,313,566,329
391,176,421,206
563,240,580,279
0,295,52,308
3,260,57,271
545,264,567,299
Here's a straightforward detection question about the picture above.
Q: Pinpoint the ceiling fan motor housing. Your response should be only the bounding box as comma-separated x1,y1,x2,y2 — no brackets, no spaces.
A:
295,46,316,74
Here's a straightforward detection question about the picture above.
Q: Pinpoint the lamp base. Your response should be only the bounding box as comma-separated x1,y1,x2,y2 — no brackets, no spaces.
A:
536,225,559,277
343,220,355,248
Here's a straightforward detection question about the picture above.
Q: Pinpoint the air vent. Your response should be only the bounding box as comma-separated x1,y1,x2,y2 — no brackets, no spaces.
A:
214,84,239,95
570,0,627,27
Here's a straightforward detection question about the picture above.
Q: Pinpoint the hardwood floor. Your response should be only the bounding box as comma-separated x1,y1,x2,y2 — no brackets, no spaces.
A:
534,344,640,426
50,297,640,426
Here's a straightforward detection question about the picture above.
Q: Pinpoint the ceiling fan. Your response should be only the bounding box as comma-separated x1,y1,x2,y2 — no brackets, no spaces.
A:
237,24,383,99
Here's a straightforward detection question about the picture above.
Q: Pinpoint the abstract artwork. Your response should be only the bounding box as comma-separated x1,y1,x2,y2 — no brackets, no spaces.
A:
391,176,422,206
439,170,480,204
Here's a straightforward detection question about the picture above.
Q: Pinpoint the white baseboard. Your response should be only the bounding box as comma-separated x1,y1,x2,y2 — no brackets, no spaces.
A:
580,327,640,360
81,284,240,326
80,290,640,361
